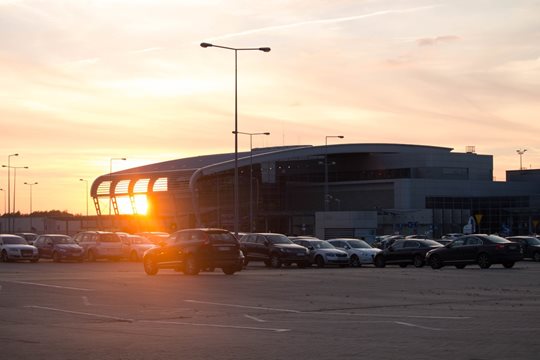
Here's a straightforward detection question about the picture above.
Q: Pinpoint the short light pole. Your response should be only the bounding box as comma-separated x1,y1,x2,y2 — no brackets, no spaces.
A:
233,131,270,231
2,163,28,231
24,182,38,230
516,149,527,170
80,179,89,216
200,42,271,237
109,157,126,215
324,136,344,211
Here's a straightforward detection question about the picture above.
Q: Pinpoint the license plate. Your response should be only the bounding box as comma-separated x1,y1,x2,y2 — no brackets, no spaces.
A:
218,246,231,251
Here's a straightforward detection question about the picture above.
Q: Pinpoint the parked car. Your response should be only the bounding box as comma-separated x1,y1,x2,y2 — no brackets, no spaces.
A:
373,235,405,249
327,238,381,267
506,236,540,262
33,234,84,262
292,238,349,268
374,239,443,268
121,234,157,261
441,233,464,241
15,232,38,245
0,234,39,262
240,233,310,268
143,228,244,275
72,231,123,261
426,234,523,269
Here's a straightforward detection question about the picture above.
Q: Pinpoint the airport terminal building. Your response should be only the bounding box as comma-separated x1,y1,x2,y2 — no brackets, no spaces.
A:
91,144,540,239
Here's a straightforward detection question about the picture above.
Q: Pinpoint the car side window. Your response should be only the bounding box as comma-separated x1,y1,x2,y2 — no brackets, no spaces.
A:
403,241,419,248
466,237,483,246
332,241,345,248
451,239,465,247
391,241,404,250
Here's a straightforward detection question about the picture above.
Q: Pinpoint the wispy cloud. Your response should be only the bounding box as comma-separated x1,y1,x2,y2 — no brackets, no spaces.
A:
204,5,440,42
417,35,460,46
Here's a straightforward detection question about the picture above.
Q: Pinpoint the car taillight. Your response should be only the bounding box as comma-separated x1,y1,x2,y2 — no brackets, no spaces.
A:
495,244,505,250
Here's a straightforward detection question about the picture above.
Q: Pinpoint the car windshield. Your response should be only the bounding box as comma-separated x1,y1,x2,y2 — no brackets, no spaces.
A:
487,235,511,244
267,235,294,244
52,236,75,244
527,237,540,245
423,240,444,247
100,234,121,243
130,236,153,245
2,237,27,245
311,241,335,250
208,232,238,244
347,240,371,249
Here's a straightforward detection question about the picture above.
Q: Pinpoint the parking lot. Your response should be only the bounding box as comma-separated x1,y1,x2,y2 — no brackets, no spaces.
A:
1,261,539,360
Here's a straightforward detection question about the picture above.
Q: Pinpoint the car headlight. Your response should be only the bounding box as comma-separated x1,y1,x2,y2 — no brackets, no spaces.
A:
326,253,336,258
58,248,67,253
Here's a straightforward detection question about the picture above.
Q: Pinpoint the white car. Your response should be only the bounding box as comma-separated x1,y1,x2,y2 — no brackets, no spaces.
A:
327,238,381,267
0,234,39,262
292,238,349,267
121,235,157,261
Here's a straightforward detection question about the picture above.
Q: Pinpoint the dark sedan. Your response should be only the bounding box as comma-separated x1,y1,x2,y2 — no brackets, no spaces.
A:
374,239,443,268
33,234,84,262
506,236,540,262
426,234,523,269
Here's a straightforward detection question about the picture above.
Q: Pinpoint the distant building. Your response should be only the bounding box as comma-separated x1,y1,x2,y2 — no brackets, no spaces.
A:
89,143,540,239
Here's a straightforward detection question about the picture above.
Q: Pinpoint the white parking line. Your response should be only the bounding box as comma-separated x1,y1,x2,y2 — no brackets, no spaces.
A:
244,314,266,323
185,300,469,320
185,300,301,313
140,319,289,333
394,321,442,331
12,281,94,292
25,305,133,322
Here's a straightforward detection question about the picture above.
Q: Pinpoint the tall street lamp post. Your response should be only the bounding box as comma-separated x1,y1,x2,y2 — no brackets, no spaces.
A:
234,131,270,231
80,179,89,216
516,149,527,170
2,163,28,232
324,136,344,211
200,42,270,236
109,157,126,215
24,181,38,230
5,153,18,230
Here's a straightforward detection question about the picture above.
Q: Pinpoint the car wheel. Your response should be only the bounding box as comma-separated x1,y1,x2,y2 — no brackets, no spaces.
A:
143,256,159,275
52,252,61,263
455,264,466,269
243,257,249,267
87,250,96,262
184,256,200,275
374,255,386,268
130,251,139,262
413,255,424,268
315,256,325,268
222,267,236,275
502,261,515,268
350,255,361,267
1,250,10,262
477,253,491,269
533,252,540,262
269,255,282,268
429,255,443,269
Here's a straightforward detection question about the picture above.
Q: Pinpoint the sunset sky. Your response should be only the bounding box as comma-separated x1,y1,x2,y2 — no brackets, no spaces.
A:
1,0,539,215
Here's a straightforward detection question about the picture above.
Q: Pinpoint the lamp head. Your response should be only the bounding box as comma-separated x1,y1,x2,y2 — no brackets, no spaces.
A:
259,47,271,52
200,42,212,48
264,132,270,135
338,136,344,139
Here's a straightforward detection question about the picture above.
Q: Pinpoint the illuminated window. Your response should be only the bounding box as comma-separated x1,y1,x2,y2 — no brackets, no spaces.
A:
153,177,168,192
133,178,150,193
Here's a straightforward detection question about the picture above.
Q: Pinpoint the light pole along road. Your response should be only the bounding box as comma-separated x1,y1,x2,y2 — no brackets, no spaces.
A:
24,181,38,230
233,131,270,231
200,42,270,237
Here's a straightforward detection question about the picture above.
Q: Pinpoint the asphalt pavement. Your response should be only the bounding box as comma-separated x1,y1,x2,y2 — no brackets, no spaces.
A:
1,260,539,360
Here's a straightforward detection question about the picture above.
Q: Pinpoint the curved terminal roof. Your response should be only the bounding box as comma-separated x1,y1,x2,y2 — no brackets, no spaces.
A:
91,143,454,197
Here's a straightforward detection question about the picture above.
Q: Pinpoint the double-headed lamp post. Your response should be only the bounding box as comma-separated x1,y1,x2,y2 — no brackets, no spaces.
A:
200,42,270,237
233,131,270,231
516,149,527,170
2,164,28,231
109,157,126,215
80,179,89,216
324,135,344,211
24,182,38,230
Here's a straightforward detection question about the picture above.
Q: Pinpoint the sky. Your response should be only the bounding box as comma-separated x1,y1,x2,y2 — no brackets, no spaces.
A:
1,0,539,215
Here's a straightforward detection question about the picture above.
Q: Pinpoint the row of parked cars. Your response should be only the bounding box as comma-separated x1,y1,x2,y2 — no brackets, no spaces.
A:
2,230,539,275
0,231,169,263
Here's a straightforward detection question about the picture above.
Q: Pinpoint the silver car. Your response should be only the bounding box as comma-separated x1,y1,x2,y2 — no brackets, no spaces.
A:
121,235,157,261
327,238,381,267
292,238,349,268
0,234,39,262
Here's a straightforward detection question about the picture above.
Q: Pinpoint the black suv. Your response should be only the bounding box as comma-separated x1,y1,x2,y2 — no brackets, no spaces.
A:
143,228,244,275
239,233,310,268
